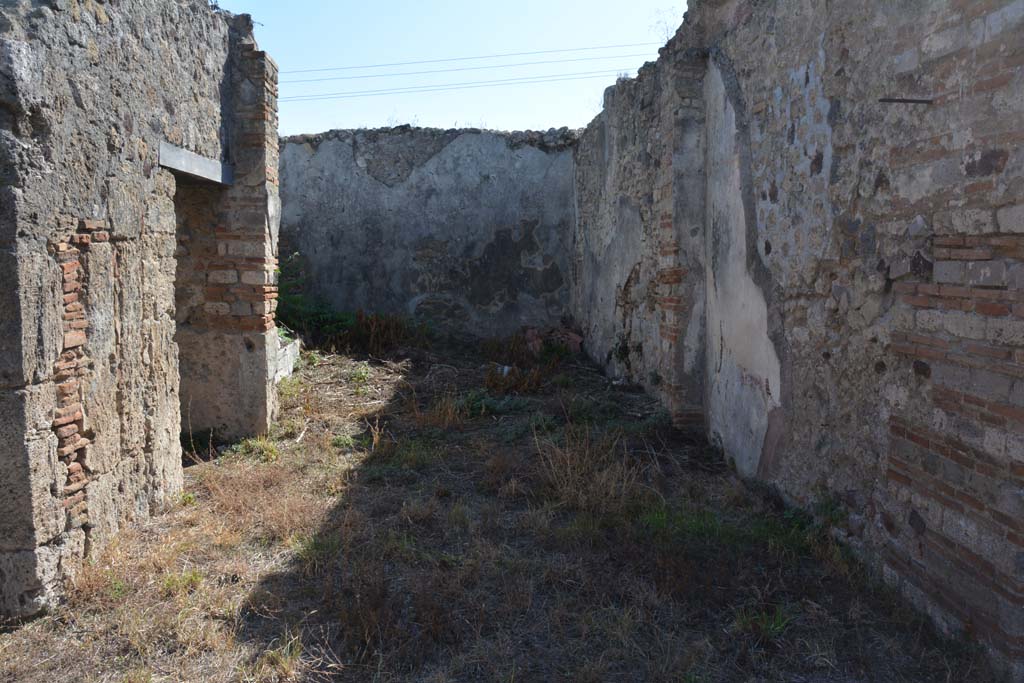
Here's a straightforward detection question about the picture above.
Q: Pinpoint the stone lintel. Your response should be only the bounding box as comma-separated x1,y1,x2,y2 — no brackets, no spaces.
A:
159,142,233,185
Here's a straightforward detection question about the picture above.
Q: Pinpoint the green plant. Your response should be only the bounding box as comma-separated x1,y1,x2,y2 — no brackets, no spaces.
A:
107,577,129,600
347,362,372,385
273,417,304,439
733,604,796,642
391,439,443,470
331,434,356,450
278,375,303,402
446,501,471,530
277,252,429,354
161,569,203,597
252,631,304,681
231,436,280,463
609,410,672,437
299,349,322,368
289,533,341,576
179,491,197,507
458,390,532,417
564,395,620,423
528,412,559,434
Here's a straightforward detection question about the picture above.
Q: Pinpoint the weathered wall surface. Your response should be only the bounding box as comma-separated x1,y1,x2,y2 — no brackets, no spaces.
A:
698,0,1023,675
569,0,1024,675
573,51,707,423
702,61,784,477
280,128,575,337
573,52,708,421
0,0,279,620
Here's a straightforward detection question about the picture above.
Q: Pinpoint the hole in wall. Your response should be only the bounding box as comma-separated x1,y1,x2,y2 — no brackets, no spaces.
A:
913,360,931,378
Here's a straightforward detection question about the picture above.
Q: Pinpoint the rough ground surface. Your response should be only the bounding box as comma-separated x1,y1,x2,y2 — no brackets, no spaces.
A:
0,337,996,682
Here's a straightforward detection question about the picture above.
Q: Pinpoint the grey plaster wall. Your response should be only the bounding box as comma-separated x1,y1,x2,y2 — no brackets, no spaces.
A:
280,127,576,337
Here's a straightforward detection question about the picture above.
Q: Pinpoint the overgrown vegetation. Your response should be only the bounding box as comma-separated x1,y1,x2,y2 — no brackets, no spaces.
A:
0,333,996,682
276,252,427,354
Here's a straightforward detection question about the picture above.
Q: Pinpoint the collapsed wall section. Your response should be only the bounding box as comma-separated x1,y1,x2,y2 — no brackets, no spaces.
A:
279,128,576,337
0,0,279,620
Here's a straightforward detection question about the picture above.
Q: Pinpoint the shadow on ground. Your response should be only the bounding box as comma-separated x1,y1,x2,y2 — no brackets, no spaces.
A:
230,336,996,683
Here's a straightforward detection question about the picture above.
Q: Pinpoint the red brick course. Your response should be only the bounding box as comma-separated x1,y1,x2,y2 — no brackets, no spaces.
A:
47,219,102,530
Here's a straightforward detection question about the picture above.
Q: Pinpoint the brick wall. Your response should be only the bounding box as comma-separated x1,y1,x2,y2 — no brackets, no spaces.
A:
673,0,1024,674
49,220,107,533
175,38,281,442
887,174,1024,666
570,0,1023,674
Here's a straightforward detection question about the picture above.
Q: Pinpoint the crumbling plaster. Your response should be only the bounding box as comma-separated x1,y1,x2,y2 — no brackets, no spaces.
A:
280,127,576,337
703,59,783,478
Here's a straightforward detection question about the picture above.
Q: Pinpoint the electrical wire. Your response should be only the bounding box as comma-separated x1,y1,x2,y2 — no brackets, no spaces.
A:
282,42,660,74
279,69,632,102
281,53,652,84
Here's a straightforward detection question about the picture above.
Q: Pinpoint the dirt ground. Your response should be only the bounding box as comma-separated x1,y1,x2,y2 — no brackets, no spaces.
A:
0,336,998,682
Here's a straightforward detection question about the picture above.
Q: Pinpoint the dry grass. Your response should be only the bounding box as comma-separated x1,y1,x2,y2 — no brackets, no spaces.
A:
534,424,653,515
197,461,326,543
411,388,466,429
484,363,546,394
0,339,999,683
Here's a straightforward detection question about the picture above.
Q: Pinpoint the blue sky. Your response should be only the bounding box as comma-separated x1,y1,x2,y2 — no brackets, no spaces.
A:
216,1,688,135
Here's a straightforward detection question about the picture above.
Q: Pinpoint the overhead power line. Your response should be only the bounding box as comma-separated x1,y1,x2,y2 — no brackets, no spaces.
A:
281,42,661,74
279,69,631,103
281,53,652,84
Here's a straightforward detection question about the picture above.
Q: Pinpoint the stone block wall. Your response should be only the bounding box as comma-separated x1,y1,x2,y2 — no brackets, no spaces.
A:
0,1,279,620
569,0,1024,675
279,128,576,337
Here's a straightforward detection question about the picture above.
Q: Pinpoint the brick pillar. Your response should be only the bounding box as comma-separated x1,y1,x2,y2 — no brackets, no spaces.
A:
656,52,707,427
175,33,281,442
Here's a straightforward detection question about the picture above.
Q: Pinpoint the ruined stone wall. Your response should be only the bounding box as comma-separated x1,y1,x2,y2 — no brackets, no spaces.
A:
571,0,1024,675
0,0,279,620
572,51,707,424
279,128,576,337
